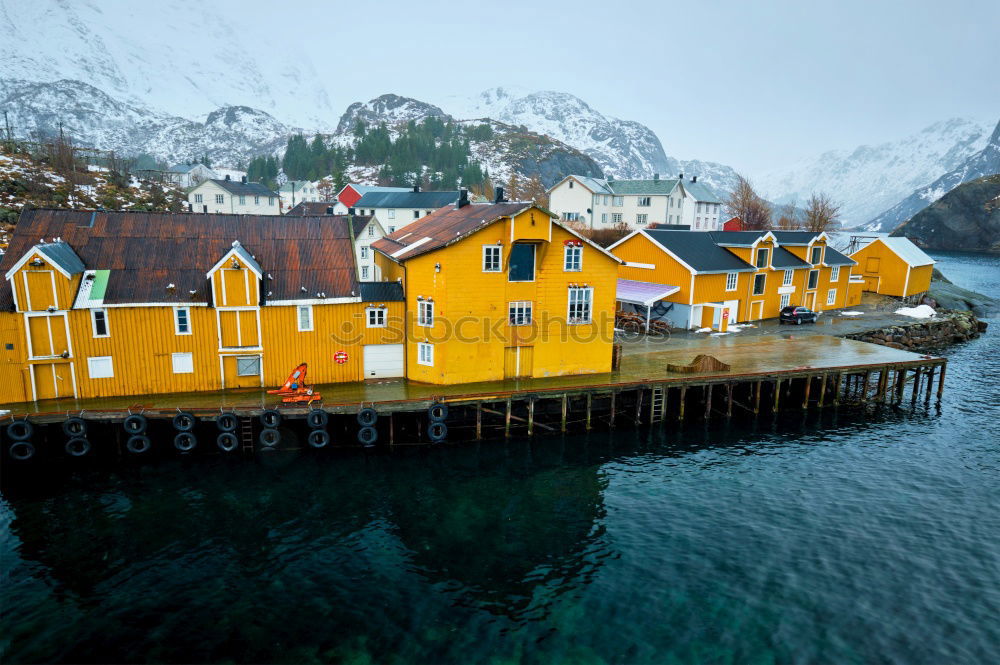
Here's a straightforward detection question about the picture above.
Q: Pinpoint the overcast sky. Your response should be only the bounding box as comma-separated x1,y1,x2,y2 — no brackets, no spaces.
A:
292,0,998,172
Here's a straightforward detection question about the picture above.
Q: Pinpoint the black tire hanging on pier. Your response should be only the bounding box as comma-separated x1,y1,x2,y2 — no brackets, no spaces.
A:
307,429,330,449
65,437,91,457
126,435,151,454
307,409,329,429
123,414,147,435
6,420,33,441
428,403,448,422
9,441,35,461
174,432,197,452
357,426,378,447
357,408,378,427
216,413,239,432
173,412,196,432
259,427,281,447
427,421,448,443
217,432,239,452
62,417,87,437
260,409,282,428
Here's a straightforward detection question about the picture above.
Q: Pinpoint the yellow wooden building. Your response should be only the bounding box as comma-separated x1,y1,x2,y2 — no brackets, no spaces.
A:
849,236,935,298
608,229,857,329
371,195,622,384
0,209,405,404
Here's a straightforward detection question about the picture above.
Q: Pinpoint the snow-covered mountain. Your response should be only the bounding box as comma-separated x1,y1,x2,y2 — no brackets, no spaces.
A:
865,119,1000,233
757,117,995,227
0,0,334,128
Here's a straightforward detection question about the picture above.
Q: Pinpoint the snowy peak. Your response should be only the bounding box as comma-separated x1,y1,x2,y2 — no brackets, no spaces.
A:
336,95,448,134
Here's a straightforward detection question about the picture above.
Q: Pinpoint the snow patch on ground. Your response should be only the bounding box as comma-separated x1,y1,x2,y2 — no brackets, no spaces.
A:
694,327,712,333
839,311,864,316
894,305,936,319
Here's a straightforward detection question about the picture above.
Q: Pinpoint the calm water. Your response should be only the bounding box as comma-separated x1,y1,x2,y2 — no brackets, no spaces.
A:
2,253,998,664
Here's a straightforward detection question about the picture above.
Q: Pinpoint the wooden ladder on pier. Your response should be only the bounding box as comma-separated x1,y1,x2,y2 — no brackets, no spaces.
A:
240,416,254,454
649,386,667,424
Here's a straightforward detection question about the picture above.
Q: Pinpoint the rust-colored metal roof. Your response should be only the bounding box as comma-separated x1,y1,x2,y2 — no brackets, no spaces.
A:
371,202,547,261
0,209,361,309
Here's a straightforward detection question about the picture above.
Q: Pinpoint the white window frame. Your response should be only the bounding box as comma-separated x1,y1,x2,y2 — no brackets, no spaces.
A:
388,209,396,219
269,197,275,206
482,245,502,272
611,213,623,224
91,308,109,338
811,245,824,265
783,269,793,286
367,307,387,328
636,213,648,225
368,225,375,237
827,289,837,305
508,301,533,326
87,356,114,379
360,246,369,259
172,352,194,374
215,194,224,204
752,273,767,296
830,266,840,281
174,307,192,335
755,248,769,268
780,293,791,309
417,342,433,366
297,304,313,332
236,355,261,377
194,193,203,203
361,266,369,280
725,272,738,291
808,269,819,290
637,196,651,207
612,196,624,207
567,287,593,325
238,195,246,205
418,300,434,327
254,195,260,205
564,245,582,272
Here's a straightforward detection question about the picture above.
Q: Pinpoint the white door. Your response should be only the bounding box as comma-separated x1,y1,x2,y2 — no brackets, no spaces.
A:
363,344,404,378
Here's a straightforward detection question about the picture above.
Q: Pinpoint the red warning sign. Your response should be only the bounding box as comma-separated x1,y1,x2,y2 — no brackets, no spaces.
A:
334,350,348,364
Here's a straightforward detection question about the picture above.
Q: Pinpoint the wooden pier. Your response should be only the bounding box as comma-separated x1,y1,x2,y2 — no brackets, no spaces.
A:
1,334,947,463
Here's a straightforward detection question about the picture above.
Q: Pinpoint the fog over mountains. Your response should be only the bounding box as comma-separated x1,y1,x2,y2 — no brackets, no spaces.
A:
1,0,995,229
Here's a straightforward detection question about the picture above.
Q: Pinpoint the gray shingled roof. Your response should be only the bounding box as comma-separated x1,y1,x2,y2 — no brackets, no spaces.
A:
359,281,405,302
354,190,460,209
771,247,811,269
710,231,765,246
209,179,280,198
643,230,756,273
572,176,614,194
683,180,723,204
823,246,856,266
770,231,821,246
606,178,681,196
36,241,86,276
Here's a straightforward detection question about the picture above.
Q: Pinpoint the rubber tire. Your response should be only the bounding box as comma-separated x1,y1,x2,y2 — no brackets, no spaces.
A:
357,408,378,427
174,432,197,452
126,435,151,454
357,426,378,447
9,441,35,460
65,437,91,457
216,413,239,432
428,421,448,443
307,429,330,449
259,427,281,447
217,432,239,452
173,412,196,432
62,417,87,437
123,414,147,435
6,420,33,441
260,409,282,428
307,409,329,429
428,403,449,422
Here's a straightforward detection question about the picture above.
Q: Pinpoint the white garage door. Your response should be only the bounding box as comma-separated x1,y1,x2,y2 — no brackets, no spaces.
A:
363,344,404,378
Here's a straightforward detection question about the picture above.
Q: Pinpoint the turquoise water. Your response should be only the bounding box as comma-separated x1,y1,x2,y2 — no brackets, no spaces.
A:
2,252,998,664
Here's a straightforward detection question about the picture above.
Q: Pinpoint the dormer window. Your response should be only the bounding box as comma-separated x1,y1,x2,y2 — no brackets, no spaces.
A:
810,246,823,264
755,248,769,268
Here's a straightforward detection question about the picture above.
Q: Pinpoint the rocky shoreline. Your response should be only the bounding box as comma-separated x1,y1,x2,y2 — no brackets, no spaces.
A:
844,310,987,353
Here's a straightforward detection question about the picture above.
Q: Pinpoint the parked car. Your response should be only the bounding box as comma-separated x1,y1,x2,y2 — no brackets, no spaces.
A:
780,306,819,325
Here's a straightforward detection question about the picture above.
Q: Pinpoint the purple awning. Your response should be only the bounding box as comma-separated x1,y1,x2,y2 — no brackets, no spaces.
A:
616,278,679,306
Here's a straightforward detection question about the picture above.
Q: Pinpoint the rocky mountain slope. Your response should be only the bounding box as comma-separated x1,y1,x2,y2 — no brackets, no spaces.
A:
867,120,1000,233
889,173,1000,252
757,117,995,228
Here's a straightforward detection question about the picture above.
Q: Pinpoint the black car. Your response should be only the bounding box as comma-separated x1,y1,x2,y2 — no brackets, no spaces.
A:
779,306,818,324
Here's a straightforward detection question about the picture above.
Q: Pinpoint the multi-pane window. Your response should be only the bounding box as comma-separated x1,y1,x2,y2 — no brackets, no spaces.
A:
827,289,837,305
361,266,369,280
783,269,793,286
726,272,738,291
508,301,532,326
236,355,260,376
755,248,769,268
297,305,313,331
636,214,648,225
611,213,623,224
91,308,109,337
368,225,375,237
254,196,260,205
175,307,191,335
564,245,582,271
780,293,791,308
417,342,433,366
612,196,624,207
483,245,502,272
360,246,369,259
562,212,581,222
194,194,203,203
808,269,819,290
637,196,651,207
810,246,823,264
388,209,396,219
601,213,608,224
269,197,275,206
215,194,224,204
239,195,246,205
752,273,766,295
418,300,434,326
568,287,593,324
367,307,387,327
830,266,840,281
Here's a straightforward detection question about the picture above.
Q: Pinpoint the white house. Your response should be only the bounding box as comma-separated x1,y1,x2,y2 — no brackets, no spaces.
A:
350,215,388,282
166,163,217,189
278,180,322,209
547,174,725,231
352,187,459,233
187,176,281,215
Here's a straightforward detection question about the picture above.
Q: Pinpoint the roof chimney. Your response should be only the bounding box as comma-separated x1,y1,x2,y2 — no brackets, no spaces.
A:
494,186,506,204
241,176,247,184
678,173,684,180
692,175,698,183
653,173,659,181
326,206,334,215
225,174,231,181
413,183,421,193
456,188,469,209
